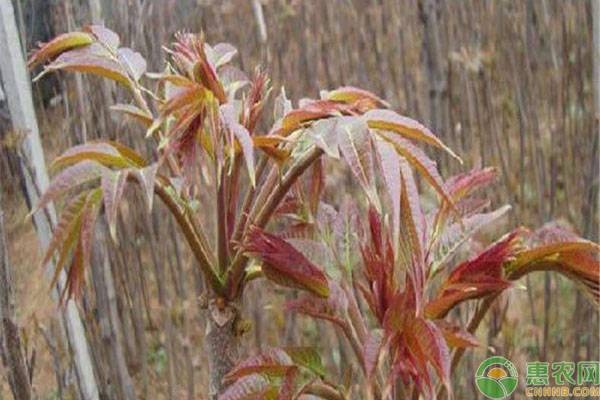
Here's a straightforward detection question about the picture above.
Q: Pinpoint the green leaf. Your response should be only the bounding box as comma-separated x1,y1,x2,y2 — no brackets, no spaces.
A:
283,347,326,378
27,31,94,68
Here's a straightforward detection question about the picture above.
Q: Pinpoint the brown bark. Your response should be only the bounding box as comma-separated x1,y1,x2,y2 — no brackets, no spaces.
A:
206,300,241,400
0,200,32,399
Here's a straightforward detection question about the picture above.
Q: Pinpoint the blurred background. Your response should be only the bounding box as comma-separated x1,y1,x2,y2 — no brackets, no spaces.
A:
0,0,598,398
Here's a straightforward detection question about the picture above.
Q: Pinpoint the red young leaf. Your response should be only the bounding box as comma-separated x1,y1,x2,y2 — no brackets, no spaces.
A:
360,207,396,323
426,231,521,319
403,317,451,394
271,100,353,137
507,239,600,304
381,283,418,336
244,227,330,298
445,167,497,201
431,167,498,237
432,205,512,270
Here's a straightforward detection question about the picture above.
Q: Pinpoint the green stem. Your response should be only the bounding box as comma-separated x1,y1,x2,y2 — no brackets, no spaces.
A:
153,179,223,293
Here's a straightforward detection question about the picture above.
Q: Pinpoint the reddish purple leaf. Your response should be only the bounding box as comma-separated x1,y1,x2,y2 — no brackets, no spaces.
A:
404,317,451,394
426,231,521,318
245,227,330,298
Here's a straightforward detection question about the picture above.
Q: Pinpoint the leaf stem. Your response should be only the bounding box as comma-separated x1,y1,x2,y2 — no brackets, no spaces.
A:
225,147,324,299
152,178,223,293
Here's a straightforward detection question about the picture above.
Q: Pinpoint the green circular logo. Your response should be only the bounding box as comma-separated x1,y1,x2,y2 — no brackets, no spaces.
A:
475,356,518,399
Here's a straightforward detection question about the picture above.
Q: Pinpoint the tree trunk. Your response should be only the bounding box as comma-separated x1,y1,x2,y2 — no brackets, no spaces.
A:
0,193,32,400
206,300,241,400
0,1,99,398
